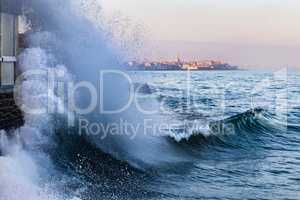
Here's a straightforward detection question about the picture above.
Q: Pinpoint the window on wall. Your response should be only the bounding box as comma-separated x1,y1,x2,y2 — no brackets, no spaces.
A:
0,12,16,87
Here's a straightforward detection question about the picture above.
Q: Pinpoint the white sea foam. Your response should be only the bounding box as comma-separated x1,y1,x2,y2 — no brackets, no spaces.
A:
0,45,76,200
0,129,61,200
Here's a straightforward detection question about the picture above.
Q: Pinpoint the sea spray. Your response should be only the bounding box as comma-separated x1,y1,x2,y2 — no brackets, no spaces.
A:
19,0,190,168
0,44,76,200
0,2,188,200
0,129,61,200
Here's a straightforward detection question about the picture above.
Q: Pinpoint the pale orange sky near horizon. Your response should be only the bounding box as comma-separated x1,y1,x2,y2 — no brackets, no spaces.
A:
101,0,300,68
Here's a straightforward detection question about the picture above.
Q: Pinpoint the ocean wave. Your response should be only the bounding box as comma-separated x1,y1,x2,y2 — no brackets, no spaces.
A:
167,108,286,148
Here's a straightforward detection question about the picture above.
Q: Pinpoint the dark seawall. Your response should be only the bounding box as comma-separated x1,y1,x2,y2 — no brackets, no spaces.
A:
0,90,24,131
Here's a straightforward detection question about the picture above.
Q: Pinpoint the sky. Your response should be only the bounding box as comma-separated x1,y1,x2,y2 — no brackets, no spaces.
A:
101,0,300,68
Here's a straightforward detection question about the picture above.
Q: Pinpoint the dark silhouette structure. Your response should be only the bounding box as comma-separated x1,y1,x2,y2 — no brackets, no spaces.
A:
0,0,24,130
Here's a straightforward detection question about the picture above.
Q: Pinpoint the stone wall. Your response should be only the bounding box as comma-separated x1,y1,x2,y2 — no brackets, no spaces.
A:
0,91,24,131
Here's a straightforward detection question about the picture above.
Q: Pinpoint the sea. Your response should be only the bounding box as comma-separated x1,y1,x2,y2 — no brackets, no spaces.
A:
3,69,300,200
53,69,300,200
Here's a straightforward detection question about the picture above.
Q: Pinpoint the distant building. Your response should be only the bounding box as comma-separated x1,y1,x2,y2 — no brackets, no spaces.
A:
176,53,183,66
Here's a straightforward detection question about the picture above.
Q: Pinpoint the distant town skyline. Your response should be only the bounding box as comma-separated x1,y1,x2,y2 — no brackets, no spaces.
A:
101,0,300,68
127,57,238,71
